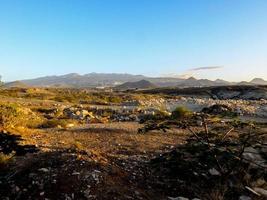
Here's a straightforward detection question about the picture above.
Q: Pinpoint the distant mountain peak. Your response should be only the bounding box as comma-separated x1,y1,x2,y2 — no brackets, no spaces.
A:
215,79,229,84
250,78,267,85
186,77,197,81
251,78,265,81
62,73,81,77
215,78,225,82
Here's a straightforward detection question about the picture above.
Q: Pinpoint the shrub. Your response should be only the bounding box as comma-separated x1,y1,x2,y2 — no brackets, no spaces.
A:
0,103,45,130
0,104,23,129
0,152,15,165
154,109,171,120
40,119,76,128
171,106,192,119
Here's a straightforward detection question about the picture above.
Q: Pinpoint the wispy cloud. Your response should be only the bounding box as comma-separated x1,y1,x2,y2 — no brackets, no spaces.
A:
162,72,194,79
161,66,224,79
189,66,223,71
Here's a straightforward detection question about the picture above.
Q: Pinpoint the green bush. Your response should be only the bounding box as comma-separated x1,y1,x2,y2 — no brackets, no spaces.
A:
171,106,192,119
154,109,171,120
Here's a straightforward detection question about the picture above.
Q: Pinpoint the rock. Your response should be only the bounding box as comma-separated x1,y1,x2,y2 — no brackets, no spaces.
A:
235,107,243,115
65,123,75,128
196,120,203,126
168,197,189,200
83,187,91,199
15,186,20,192
208,168,220,176
255,179,266,187
92,170,101,184
29,173,37,178
239,195,251,200
81,110,89,116
38,168,49,173
57,125,63,129
202,104,234,115
243,147,266,168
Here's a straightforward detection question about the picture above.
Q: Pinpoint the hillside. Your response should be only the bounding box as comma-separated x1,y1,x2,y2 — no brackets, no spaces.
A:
2,81,29,88
115,80,157,90
175,77,231,87
20,73,150,87
250,78,267,85
140,85,267,100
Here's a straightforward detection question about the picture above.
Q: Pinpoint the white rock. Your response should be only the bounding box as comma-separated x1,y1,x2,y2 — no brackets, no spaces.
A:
208,168,220,176
38,168,49,173
243,147,266,167
196,120,203,126
167,197,189,200
239,195,251,200
66,123,75,128
255,179,266,187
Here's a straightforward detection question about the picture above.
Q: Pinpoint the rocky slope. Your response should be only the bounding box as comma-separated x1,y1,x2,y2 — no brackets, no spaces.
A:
141,85,267,100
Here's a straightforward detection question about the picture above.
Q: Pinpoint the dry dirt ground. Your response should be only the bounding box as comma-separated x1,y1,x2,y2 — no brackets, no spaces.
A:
0,122,189,200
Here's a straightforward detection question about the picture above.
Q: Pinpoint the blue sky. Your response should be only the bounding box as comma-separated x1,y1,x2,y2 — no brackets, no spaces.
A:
0,0,267,81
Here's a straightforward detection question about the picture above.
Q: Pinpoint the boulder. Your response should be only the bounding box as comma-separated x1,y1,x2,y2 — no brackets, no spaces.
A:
202,104,235,115
239,196,251,200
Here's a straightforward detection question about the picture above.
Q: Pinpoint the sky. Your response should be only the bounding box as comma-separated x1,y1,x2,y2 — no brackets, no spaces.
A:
0,0,267,82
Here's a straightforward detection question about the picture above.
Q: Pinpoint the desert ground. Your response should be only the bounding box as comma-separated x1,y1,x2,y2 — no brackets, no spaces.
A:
0,87,266,200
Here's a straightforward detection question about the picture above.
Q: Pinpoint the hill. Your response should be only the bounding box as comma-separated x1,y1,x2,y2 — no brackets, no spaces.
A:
176,77,230,87
115,80,157,90
140,85,267,100
2,81,29,88
250,78,267,85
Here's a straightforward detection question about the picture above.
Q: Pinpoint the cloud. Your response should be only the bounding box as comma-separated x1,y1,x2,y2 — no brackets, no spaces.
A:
161,66,224,79
162,72,194,79
189,66,223,71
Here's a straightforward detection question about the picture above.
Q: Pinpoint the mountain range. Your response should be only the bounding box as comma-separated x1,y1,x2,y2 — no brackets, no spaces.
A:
1,73,267,88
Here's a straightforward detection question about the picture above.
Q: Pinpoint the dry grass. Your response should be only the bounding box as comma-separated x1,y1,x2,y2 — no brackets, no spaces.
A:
0,87,266,200
0,152,14,165
20,122,186,156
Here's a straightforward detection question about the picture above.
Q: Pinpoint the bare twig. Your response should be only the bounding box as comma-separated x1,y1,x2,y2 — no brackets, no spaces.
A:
221,127,234,140
187,127,200,140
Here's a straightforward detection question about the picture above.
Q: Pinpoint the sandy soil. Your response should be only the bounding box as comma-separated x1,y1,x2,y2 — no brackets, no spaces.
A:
1,122,189,200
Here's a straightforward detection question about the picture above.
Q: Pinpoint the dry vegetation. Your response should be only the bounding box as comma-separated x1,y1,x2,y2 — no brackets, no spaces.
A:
0,87,266,200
